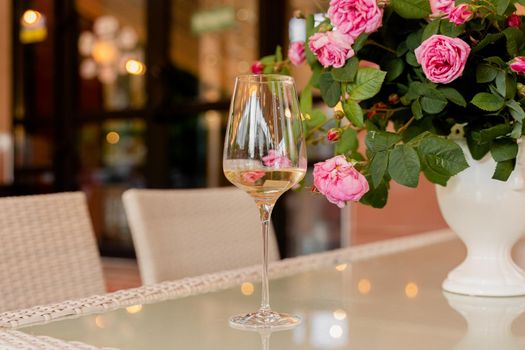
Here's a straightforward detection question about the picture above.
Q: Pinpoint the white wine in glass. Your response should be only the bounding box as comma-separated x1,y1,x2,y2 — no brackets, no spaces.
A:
223,74,307,330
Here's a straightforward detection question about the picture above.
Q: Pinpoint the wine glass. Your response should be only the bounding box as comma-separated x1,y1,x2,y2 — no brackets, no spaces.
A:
223,74,307,330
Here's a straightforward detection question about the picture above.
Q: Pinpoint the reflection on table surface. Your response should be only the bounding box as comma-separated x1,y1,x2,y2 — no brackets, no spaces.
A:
21,239,525,349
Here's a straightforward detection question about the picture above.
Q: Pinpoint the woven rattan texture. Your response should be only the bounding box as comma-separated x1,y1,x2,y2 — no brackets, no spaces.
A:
0,192,105,312
122,187,280,284
0,230,454,330
0,330,118,349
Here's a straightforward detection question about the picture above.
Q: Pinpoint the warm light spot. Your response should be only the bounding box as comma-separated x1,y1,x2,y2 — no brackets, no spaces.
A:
92,40,118,65
329,324,343,338
335,263,348,272
95,315,105,328
240,282,254,296
285,108,292,119
106,131,120,144
405,282,419,298
22,10,40,26
126,304,143,314
333,309,347,320
125,59,146,75
358,278,371,295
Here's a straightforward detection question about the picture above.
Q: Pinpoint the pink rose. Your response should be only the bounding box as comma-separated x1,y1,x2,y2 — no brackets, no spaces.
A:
288,41,306,66
308,31,354,68
328,0,383,39
510,57,525,74
241,171,265,183
448,4,473,25
313,155,369,208
415,34,471,84
251,61,264,74
430,0,454,17
262,150,292,168
507,14,522,28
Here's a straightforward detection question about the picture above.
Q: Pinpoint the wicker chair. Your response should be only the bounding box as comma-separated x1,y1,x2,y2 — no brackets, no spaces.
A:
0,192,105,312
122,187,280,284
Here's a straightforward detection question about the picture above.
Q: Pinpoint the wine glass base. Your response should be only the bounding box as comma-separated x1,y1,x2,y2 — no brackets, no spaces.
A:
229,309,301,331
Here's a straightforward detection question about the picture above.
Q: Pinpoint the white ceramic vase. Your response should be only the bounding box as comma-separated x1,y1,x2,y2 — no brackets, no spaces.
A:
436,139,525,296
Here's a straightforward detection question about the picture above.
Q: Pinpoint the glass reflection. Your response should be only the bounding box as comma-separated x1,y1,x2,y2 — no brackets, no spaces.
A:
444,292,525,349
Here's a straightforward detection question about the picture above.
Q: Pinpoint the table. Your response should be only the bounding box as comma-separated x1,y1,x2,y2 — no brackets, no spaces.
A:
3,230,525,349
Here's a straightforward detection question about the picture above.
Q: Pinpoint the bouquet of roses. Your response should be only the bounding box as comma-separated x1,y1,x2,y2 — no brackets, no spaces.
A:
253,0,525,208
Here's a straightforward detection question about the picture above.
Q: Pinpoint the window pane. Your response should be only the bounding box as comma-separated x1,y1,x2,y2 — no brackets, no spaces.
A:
170,0,258,102
76,0,147,111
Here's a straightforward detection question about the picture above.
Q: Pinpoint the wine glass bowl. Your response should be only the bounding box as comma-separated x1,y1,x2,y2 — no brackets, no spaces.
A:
223,74,307,330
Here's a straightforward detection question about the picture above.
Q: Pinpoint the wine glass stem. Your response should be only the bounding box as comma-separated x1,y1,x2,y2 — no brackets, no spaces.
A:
258,203,274,312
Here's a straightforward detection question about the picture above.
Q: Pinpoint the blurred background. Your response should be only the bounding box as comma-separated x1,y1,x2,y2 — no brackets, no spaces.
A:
0,0,447,266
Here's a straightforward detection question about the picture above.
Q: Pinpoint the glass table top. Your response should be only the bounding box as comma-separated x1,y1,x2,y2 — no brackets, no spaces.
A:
20,239,525,349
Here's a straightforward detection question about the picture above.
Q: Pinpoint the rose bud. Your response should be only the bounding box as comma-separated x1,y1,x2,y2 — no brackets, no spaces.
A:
251,61,264,74
327,128,343,142
388,94,400,104
509,57,525,74
334,110,345,120
507,14,522,28
518,83,525,97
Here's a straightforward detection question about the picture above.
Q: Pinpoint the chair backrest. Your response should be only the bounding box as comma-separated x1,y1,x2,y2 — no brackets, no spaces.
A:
0,192,105,311
123,187,280,284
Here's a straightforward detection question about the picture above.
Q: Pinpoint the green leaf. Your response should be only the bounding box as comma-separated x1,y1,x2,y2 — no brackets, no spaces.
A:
511,121,523,139
353,33,368,52
343,100,364,127
493,159,515,181
309,63,323,88
319,73,341,107
396,41,409,57
365,130,402,152
360,176,388,208
490,138,518,162
506,100,525,121
335,128,358,155
505,74,517,99
260,55,275,65
503,28,525,57
471,124,512,144
391,0,431,19
406,31,422,50
439,21,464,38
305,15,317,65
331,57,359,82
348,68,387,101
305,109,326,130
411,99,423,119
496,0,510,15
421,96,447,114
485,56,506,67
472,33,504,53
405,52,419,67
421,159,450,186
439,87,467,107
385,58,404,82
418,135,469,176
370,151,389,188
388,144,421,187
476,64,498,83
300,85,313,114
467,133,490,160
471,92,505,112
422,19,440,41
495,71,507,97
